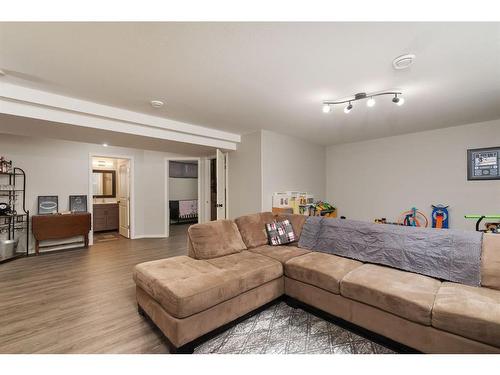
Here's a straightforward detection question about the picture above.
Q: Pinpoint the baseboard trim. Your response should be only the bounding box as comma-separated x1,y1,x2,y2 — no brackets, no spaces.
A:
133,234,168,239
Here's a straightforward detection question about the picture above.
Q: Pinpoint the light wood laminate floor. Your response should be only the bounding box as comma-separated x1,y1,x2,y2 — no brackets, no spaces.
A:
0,225,190,354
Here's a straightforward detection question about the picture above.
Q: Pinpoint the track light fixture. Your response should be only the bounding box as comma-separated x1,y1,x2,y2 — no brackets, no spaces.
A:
323,91,403,114
392,93,405,106
344,102,353,114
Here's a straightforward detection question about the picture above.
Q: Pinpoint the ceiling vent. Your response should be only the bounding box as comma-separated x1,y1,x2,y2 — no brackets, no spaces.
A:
150,100,164,108
392,54,416,70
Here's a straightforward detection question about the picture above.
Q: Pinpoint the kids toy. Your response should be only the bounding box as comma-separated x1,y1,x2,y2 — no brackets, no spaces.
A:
374,218,401,225
313,201,337,218
432,204,449,229
398,207,429,228
465,215,500,232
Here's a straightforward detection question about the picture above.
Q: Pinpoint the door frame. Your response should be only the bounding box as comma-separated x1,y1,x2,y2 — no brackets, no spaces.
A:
88,153,135,245
207,151,229,220
164,157,202,238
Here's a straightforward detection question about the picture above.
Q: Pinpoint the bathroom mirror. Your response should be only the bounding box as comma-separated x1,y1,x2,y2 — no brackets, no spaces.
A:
92,170,116,198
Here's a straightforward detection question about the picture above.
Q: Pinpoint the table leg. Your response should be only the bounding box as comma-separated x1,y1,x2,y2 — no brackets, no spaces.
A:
35,240,39,255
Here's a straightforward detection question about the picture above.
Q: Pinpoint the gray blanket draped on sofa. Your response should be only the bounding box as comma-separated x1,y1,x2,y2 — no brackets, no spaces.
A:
298,217,483,286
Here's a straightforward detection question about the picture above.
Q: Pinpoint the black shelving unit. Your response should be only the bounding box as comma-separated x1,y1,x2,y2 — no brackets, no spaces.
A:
0,168,29,263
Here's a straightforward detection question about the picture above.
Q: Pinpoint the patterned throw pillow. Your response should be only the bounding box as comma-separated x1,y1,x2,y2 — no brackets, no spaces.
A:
265,219,296,246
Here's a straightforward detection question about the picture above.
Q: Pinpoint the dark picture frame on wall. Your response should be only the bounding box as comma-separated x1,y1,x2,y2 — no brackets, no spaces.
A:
69,195,88,212
467,147,500,181
37,195,59,215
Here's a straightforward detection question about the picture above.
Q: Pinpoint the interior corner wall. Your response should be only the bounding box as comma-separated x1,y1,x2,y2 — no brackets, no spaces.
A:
326,119,500,231
261,130,326,211
0,133,201,251
227,131,262,219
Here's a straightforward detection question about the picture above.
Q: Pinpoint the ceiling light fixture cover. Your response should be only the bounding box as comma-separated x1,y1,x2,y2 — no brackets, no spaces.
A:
392,54,416,70
323,91,403,114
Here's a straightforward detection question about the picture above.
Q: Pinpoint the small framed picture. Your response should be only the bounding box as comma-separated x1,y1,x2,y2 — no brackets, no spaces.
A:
467,147,500,181
69,195,88,212
38,196,58,215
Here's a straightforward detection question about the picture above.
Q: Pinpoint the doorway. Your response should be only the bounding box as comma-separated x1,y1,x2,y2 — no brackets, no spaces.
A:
90,156,132,244
166,159,200,238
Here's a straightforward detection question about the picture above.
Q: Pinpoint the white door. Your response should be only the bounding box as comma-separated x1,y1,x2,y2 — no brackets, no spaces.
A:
216,149,228,220
118,161,130,238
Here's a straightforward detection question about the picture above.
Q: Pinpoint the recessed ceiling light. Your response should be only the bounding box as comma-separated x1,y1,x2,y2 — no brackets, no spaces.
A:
392,54,416,70
102,143,108,147
150,100,164,108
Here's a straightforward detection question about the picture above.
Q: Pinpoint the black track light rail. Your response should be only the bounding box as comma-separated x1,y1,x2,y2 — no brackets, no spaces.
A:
323,91,402,106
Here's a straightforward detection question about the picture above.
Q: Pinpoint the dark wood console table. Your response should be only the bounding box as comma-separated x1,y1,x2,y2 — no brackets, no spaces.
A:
32,212,91,255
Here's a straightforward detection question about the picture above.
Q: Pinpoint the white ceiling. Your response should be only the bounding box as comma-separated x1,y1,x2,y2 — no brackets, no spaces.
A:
1,22,499,145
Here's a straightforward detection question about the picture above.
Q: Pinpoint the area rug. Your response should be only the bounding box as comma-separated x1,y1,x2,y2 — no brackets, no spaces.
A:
194,302,395,354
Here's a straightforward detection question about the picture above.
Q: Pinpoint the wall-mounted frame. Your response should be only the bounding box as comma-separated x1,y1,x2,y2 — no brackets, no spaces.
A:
69,195,88,212
38,195,58,215
467,147,500,181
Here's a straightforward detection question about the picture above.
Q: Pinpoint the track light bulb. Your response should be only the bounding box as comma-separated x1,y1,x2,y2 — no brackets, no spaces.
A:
392,95,405,106
322,104,332,113
367,97,376,107
344,102,353,114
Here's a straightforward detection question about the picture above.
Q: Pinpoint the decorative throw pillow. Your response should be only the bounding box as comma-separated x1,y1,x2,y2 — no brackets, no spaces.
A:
265,219,296,246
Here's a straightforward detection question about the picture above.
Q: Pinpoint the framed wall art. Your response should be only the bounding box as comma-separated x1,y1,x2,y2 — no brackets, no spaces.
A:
467,147,500,181
69,195,88,212
37,196,59,215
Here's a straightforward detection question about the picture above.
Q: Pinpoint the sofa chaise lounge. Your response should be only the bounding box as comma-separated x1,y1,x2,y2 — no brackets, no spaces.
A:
133,212,500,353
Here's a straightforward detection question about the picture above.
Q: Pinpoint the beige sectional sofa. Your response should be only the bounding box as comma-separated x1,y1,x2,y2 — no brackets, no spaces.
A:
133,212,500,353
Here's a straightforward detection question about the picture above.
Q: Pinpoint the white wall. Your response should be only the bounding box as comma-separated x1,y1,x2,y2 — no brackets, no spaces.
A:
261,130,326,211
168,178,198,200
227,131,262,219
0,133,202,251
227,130,326,218
326,119,500,230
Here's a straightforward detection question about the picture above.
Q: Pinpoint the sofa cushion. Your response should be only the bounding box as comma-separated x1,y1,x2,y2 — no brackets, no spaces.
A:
340,264,441,325
206,251,283,291
285,252,363,294
432,282,500,347
187,219,246,259
235,212,275,248
249,245,310,264
481,234,500,291
133,252,282,319
274,213,307,239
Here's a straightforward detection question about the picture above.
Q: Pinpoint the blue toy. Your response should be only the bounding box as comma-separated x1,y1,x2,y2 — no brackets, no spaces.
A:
432,204,449,229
